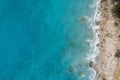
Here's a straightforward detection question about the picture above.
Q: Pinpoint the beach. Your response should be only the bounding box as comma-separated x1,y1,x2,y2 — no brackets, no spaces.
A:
93,0,120,80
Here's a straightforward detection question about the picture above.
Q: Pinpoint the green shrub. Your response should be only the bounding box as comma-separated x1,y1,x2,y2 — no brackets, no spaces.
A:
113,0,120,18
115,49,120,58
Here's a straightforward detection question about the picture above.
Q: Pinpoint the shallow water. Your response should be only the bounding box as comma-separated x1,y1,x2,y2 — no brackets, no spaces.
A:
0,0,96,80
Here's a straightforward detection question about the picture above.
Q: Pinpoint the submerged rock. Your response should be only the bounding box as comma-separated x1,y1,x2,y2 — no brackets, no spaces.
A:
79,63,83,67
80,17,86,21
70,41,76,48
85,41,90,48
78,72,84,77
68,66,74,73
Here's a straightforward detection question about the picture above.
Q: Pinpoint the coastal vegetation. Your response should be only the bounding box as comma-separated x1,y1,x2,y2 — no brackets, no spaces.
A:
113,0,120,18
115,49,120,58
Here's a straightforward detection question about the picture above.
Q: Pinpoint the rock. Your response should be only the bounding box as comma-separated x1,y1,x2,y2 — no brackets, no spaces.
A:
68,66,74,73
100,0,107,3
102,77,106,80
118,35,120,38
78,72,84,77
85,41,90,48
70,42,76,48
80,17,86,21
114,2,118,5
96,21,100,25
114,22,118,26
79,63,83,67
106,33,111,37
98,34,101,37
89,61,93,68
96,43,100,47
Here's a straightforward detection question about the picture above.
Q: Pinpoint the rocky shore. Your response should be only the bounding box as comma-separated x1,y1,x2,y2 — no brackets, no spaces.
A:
93,0,120,80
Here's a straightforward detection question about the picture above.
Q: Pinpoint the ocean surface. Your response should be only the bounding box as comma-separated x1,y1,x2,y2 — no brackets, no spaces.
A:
0,0,97,80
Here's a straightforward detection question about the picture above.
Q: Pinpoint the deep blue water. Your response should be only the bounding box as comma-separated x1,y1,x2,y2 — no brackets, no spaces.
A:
0,0,95,80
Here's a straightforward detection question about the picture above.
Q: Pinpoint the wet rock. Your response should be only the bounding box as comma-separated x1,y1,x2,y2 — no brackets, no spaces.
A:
89,61,93,68
96,43,100,47
96,21,100,25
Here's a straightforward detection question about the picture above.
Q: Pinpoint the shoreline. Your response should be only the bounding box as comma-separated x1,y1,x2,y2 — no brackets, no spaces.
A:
92,0,120,80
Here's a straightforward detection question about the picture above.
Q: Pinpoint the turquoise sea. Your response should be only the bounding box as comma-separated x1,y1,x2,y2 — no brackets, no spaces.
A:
0,0,97,80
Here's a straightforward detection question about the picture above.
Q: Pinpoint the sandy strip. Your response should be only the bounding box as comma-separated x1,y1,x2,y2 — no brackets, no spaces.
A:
93,0,120,80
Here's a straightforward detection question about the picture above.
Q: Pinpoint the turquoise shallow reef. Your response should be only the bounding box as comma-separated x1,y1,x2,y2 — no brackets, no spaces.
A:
0,0,96,80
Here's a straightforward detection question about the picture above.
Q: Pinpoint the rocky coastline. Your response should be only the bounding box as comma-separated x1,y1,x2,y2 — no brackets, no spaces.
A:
93,0,120,80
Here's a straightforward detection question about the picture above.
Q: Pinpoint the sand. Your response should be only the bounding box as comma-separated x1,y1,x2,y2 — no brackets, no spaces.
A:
93,0,120,80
